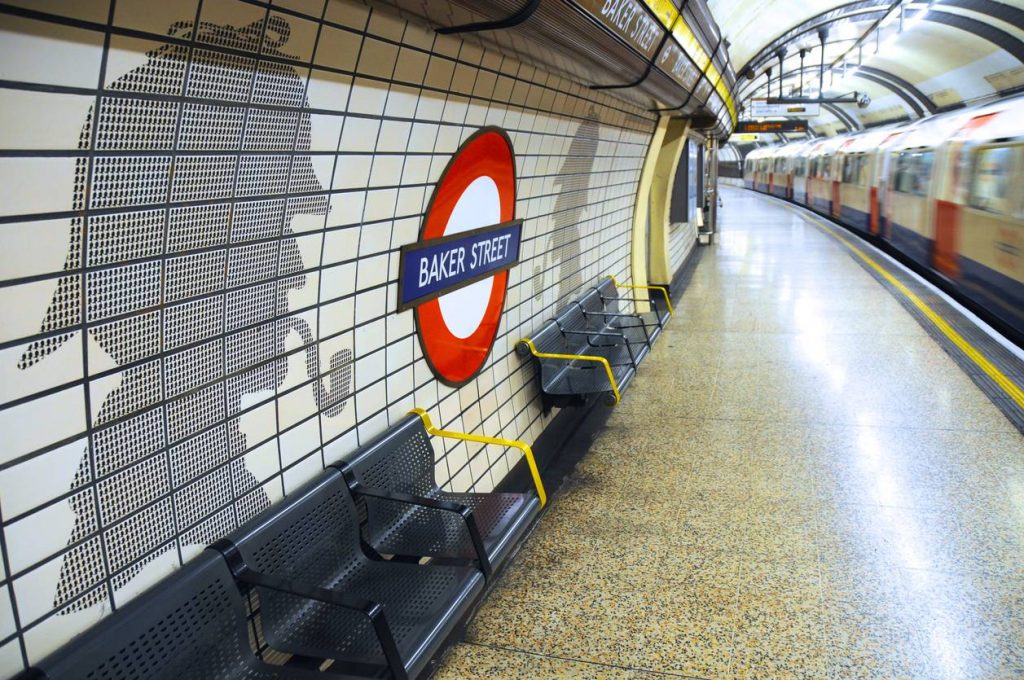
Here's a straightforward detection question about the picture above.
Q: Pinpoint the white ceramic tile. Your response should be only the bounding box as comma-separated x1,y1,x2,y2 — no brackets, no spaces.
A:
346,78,389,116
314,25,361,72
0,438,85,520
307,69,353,112
356,37,398,80
19,573,106,652
0,158,78,218
0,639,23,678
278,415,320,466
332,153,372,189
363,189,398,224
0,17,104,88
0,91,93,151
368,154,404,186
320,262,356,304
5,495,89,575
282,451,323,493
320,298,354,338
324,0,369,30
356,253,389,291
0,219,79,283
338,117,380,153
354,348,386,391
271,0,325,18
0,386,87,466
326,191,366,229
0,587,15,642
243,439,280,485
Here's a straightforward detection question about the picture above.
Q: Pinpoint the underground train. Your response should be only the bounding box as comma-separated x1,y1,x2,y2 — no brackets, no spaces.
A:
744,96,1024,342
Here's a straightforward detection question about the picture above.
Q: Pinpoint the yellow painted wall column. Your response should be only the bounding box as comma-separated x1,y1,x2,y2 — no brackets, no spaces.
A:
630,116,669,311
648,118,690,284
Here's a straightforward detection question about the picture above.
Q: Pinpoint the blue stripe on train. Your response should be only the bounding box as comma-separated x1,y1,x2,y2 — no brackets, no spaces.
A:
887,221,933,269
812,196,831,212
771,186,788,198
958,257,1024,338
840,204,870,234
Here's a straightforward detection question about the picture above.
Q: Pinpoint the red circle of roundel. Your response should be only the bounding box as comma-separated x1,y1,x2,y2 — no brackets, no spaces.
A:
415,128,516,387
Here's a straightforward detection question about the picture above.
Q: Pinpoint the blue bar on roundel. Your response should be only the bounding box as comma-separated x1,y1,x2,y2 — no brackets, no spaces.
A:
397,219,523,312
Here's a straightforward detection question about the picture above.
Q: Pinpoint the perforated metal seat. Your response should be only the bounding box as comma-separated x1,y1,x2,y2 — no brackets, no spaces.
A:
517,317,638,406
576,288,655,353
19,550,328,680
594,277,669,345
215,469,484,680
334,413,541,578
555,304,645,367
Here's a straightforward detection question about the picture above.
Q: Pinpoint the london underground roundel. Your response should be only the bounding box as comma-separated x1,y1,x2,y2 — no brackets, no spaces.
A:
398,128,522,387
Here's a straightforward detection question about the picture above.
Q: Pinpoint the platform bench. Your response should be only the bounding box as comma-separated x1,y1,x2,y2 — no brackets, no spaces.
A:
213,467,489,680
582,276,672,348
13,546,354,680
517,276,672,407
333,409,544,582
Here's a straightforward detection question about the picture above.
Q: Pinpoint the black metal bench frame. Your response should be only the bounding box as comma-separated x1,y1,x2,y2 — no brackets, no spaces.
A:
333,409,545,582
517,275,673,408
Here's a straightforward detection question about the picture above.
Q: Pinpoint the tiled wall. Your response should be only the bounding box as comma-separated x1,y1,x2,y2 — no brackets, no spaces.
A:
0,0,655,670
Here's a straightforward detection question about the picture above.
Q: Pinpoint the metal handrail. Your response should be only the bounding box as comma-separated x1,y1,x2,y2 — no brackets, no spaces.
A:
608,275,674,316
410,408,548,507
516,338,622,406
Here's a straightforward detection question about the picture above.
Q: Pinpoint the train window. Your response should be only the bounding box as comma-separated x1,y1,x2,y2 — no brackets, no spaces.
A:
821,155,833,180
774,157,787,173
968,145,1015,216
894,150,933,197
809,157,818,177
794,157,807,176
841,155,864,185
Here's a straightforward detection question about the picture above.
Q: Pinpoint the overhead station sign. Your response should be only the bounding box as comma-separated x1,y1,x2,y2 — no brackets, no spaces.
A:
737,120,809,133
399,128,520,387
749,99,820,117
574,0,663,59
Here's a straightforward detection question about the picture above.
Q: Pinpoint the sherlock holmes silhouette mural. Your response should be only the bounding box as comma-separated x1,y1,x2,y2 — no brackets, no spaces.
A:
17,16,352,615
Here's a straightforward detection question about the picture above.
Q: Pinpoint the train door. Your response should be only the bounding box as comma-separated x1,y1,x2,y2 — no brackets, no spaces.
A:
956,143,1024,330
831,153,842,219
888,148,937,266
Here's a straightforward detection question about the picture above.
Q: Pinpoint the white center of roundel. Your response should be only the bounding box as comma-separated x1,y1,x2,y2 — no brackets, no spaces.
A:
438,176,500,339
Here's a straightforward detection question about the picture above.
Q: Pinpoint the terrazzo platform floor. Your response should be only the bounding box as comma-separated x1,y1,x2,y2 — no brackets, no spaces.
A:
433,186,1024,679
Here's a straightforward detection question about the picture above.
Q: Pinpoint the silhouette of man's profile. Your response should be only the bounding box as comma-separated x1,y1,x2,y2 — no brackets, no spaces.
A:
19,15,352,611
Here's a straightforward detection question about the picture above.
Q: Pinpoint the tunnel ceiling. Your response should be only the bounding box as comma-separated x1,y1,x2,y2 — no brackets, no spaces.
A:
708,0,1024,136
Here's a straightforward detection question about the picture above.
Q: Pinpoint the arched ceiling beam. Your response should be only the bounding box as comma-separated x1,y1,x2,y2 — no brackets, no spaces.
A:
943,0,1024,31
739,0,891,76
822,102,862,130
854,70,924,116
858,65,937,114
925,7,1024,64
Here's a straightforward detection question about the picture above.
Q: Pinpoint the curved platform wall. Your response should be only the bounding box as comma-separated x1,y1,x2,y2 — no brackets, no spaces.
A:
0,0,656,668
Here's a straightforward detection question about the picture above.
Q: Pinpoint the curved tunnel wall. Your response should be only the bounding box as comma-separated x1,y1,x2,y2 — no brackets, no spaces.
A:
0,0,686,668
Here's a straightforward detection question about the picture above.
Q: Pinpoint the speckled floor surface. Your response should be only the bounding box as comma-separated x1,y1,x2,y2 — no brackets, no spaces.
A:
433,186,1024,679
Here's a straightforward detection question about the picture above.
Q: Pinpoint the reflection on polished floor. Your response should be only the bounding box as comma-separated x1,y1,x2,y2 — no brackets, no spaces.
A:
434,186,1024,679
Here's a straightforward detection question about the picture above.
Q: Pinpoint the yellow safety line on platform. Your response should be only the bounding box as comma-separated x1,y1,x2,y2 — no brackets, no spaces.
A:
783,205,1024,411
609,275,675,316
517,338,622,405
411,408,547,507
